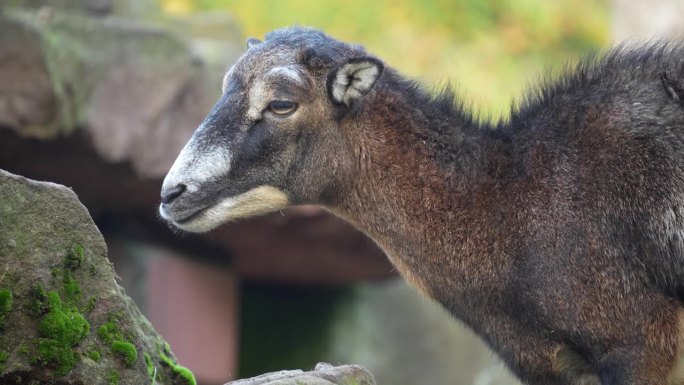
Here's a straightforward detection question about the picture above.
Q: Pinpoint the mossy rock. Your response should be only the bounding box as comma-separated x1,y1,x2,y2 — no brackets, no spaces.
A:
0,169,193,384
0,6,196,138
0,7,223,179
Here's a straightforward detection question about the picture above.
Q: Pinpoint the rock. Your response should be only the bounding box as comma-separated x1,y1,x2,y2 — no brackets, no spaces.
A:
0,169,195,385
225,363,376,385
3,1,113,16
0,7,216,178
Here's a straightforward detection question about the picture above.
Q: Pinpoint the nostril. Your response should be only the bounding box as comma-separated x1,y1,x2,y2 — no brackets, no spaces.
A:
161,184,186,204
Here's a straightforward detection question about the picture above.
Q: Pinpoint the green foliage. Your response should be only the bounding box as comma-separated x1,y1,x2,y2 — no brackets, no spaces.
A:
65,244,84,270
0,289,12,329
36,291,90,375
111,340,138,367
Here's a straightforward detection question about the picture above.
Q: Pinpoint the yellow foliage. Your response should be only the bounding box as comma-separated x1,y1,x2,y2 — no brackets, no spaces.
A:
161,0,194,15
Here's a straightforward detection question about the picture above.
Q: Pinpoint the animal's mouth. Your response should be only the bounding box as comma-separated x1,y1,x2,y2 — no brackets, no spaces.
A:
159,185,290,233
171,206,210,225
159,198,215,232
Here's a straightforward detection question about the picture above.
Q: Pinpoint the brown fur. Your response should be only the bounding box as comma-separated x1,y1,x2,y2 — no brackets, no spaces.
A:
161,28,684,384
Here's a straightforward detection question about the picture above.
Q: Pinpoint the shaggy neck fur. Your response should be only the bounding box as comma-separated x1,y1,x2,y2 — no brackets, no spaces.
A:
333,69,519,325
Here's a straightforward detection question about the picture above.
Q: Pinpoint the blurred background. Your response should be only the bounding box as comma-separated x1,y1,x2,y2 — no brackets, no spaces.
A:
1,0,682,384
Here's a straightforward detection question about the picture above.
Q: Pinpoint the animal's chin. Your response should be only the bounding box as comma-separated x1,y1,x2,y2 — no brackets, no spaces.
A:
159,204,217,233
169,209,217,233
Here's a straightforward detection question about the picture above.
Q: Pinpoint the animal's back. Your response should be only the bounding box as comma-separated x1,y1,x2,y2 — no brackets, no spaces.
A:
507,42,684,303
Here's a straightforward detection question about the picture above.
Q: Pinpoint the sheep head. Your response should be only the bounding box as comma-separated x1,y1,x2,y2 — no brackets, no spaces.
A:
159,27,383,232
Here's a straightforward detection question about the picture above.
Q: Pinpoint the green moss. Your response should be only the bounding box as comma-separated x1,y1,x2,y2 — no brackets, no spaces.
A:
111,340,137,367
97,326,109,341
144,352,154,378
28,284,50,318
107,369,120,385
158,349,172,367
59,247,84,304
86,297,96,313
0,288,12,329
33,247,86,381
97,321,118,344
159,348,196,385
174,365,196,385
88,350,101,362
62,269,82,303
98,316,140,368
0,350,9,373
65,244,84,270
36,291,89,375
17,344,29,355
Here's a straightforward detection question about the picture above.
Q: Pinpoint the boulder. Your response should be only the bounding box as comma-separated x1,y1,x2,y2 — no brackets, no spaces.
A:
0,168,195,385
0,7,214,178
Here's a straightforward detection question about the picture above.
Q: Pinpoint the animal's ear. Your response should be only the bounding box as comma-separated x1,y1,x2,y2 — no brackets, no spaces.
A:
327,57,384,107
246,37,262,49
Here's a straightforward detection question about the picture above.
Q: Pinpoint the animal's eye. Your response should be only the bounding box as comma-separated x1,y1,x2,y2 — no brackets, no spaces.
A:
268,100,297,116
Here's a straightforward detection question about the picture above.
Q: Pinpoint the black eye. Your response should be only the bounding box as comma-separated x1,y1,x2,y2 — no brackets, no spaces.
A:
268,100,297,116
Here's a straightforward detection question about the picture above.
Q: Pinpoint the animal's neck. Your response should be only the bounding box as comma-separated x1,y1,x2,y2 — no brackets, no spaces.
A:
332,71,516,312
